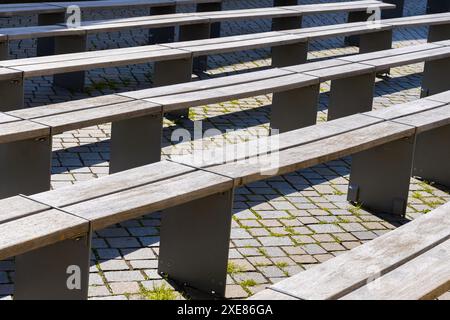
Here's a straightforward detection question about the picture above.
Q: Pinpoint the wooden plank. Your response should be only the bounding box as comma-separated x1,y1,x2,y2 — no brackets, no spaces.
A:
249,289,298,300
339,43,442,63
146,73,319,112
0,112,21,125
341,239,450,300
0,120,49,144
303,62,375,82
194,7,301,22
0,195,49,224
13,48,191,78
0,67,22,82
393,104,450,133
282,59,351,73
31,160,195,208
207,121,414,186
287,0,395,14
382,13,450,27
360,46,450,71
2,25,85,41
0,4,63,17
7,94,132,120
425,91,450,104
0,208,89,261
364,97,446,120
62,170,233,230
120,68,293,100
34,100,161,135
173,113,382,169
268,201,450,300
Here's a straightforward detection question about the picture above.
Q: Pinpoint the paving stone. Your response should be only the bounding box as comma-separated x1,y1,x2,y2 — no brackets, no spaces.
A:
104,271,145,282
309,224,344,234
109,282,141,295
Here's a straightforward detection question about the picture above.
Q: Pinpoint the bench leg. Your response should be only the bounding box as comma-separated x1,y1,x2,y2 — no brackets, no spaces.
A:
37,12,66,57
345,11,370,46
14,234,91,300
427,0,450,14
0,41,9,60
271,41,308,68
0,137,52,199
179,23,211,73
0,77,24,111
428,23,450,42
53,35,88,91
381,0,405,18
149,5,176,44
272,16,302,31
196,2,222,38
347,137,415,216
153,58,193,118
109,114,163,174
271,84,320,134
159,190,234,297
413,125,450,188
421,57,450,98
328,72,376,121
359,30,393,54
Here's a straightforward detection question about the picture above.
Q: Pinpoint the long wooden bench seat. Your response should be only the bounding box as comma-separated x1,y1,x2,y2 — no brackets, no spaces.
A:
1,93,448,299
1,13,450,112
0,42,449,201
250,201,450,300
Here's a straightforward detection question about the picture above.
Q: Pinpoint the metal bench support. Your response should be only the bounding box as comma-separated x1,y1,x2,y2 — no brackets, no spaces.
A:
149,5,177,44
421,57,450,97
428,23,450,42
348,137,415,216
328,72,376,121
53,35,88,92
158,190,234,298
179,23,211,72
0,77,24,111
153,57,193,118
271,84,320,133
271,42,308,68
109,113,163,174
359,30,393,54
413,125,450,188
345,11,371,46
0,137,52,199
14,234,91,300
196,2,222,38
0,41,9,60
37,12,66,57
382,0,405,19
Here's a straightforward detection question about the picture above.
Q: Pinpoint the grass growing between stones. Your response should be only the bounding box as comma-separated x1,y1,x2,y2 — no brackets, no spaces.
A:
140,283,177,300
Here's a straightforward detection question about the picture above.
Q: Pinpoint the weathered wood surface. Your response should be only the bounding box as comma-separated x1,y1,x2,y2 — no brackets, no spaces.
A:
393,104,450,133
249,289,298,300
341,239,450,300
0,195,49,224
0,118,49,144
267,201,450,300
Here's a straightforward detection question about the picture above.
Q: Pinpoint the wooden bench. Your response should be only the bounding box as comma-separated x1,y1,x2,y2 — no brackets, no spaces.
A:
250,201,450,300
0,0,396,65
0,0,223,56
1,92,448,299
0,42,449,200
1,12,449,112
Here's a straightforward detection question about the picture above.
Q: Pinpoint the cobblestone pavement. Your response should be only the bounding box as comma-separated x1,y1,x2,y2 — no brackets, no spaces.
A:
1,0,449,300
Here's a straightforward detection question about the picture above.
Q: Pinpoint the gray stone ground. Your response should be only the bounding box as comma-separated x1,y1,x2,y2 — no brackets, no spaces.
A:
0,0,449,300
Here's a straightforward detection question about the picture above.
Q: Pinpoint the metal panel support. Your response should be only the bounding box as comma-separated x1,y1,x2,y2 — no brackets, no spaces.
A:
53,35,88,91
153,57,193,118
179,23,211,72
347,137,415,216
271,84,320,134
196,2,222,38
37,12,66,57
413,125,450,188
381,0,405,19
149,5,176,44
428,23,450,42
328,72,376,121
271,41,308,68
0,77,24,111
14,234,91,300
0,41,9,60
421,57,450,98
109,113,163,174
359,29,393,54
0,137,52,200
345,11,371,46
158,190,234,298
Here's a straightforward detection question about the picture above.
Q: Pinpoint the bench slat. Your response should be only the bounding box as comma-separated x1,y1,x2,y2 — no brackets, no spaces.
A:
268,202,450,300
207,121,414,186
393,104,450,133
341,239,450,300
0,119,49,144
0,208,89,261
0,195,49,224
61,170,233,230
